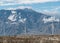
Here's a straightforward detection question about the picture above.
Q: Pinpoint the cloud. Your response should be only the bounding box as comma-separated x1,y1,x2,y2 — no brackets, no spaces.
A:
4,0,60,3
41,6,60,15
42,10,59,15
16,0,59,4
15,6,32,9
0,3,16,6
4,6,32,10
0,0,60,6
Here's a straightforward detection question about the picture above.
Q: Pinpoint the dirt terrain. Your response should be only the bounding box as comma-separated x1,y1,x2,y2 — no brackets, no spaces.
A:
0,35,60,43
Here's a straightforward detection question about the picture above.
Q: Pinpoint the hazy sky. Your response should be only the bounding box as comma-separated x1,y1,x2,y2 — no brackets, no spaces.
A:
0,0,60,15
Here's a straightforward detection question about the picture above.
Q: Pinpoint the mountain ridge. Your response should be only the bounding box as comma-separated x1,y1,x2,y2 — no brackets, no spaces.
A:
0,8,60,36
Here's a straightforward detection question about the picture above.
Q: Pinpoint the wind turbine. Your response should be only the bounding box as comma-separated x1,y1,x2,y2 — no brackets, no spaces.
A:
22,18,27,35
51,21,54,35
18,15,27,35
51,17,60,35
3,12,7,36
43,16,60,35
2,23,5,36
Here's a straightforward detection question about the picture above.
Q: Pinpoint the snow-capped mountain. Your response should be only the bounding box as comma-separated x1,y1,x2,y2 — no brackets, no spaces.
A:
43,16,60,23
0,8,60,36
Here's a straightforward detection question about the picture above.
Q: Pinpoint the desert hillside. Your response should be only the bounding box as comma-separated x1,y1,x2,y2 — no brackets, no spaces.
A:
0,35,60,43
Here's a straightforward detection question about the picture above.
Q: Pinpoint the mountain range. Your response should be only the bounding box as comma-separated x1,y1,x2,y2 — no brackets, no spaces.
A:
0,8,60,36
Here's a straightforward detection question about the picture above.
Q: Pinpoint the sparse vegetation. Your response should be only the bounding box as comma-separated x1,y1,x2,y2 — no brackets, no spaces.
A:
0,35,60,43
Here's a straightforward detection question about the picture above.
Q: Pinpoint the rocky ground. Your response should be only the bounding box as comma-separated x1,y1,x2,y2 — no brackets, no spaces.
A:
0,35,60,43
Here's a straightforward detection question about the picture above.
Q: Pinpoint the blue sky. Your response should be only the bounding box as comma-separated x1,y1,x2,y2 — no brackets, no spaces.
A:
0,0,60,16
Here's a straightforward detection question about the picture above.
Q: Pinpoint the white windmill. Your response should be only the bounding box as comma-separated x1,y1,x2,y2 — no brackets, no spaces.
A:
18,13,27,35
19,18,27,35
3,23,5,36
43,16,60,35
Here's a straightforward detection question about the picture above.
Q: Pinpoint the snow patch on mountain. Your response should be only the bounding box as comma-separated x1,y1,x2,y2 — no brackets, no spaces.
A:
43,16,60,23
8,10,27,23
8,14,17,21
18,18,27,23
11,10,16,14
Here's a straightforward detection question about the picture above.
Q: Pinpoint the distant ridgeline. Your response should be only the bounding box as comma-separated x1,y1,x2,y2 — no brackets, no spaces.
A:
0,8,60,36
